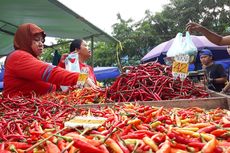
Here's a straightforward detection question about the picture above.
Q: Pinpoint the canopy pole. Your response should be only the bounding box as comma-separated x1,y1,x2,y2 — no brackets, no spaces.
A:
91,36,94,68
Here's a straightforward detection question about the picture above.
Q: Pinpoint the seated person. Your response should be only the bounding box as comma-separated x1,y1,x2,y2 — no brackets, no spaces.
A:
199,49,227,92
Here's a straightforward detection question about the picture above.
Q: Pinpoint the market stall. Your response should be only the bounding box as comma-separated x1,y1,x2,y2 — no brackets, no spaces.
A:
0,62,229,152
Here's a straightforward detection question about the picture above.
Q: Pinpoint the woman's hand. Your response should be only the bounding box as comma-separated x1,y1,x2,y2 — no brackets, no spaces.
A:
85,78,101,90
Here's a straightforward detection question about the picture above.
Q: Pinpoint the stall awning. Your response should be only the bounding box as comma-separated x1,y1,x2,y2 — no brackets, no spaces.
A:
0,0,119,56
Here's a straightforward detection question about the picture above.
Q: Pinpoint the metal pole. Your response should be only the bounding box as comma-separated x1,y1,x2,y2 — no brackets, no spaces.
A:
91,36,94,67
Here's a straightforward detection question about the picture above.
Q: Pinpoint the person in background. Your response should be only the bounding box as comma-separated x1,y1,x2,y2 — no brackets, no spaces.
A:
58,39,97,84
3,23,94,97
199,49,227,92
186,22,230,93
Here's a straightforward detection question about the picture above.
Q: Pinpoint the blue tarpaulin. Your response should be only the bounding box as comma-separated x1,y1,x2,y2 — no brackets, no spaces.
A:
94,67,120,81
0,68,4,90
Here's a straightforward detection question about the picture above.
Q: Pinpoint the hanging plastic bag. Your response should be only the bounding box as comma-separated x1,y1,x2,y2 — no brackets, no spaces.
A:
182,31,198,62
60,53,81,91
166,33,183,57
65,53,80,72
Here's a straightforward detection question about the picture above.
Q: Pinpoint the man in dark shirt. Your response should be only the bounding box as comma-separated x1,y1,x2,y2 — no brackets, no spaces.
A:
199,49,227,92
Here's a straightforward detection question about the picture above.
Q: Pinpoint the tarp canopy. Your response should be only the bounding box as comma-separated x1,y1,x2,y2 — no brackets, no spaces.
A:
94,67,120,81
141,35,228,63
0,0,119,56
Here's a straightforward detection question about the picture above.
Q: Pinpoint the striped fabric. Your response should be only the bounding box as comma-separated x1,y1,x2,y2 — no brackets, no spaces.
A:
42,65,54,82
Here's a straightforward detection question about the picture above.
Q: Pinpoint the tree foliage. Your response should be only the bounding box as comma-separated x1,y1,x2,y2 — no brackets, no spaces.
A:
42,0,230,66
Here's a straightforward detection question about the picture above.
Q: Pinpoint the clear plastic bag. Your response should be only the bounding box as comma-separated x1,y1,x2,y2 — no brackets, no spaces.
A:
65,53,80,72
166,32,197,63
167,33,183,57
60,53,81,91
183,32,197,55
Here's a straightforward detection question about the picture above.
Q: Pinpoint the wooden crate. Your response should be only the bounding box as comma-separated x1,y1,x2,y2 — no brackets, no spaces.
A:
212,91,230,110
77,92,229,110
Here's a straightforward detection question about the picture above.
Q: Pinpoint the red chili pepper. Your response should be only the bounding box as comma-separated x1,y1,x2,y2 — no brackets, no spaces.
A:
116,120,128,129
73,138,103,153
121,124,132,136
156,125,167,133
171,132,196,144
115,140,130,153
156,140,171,153
213,147,223,153
126,144,135,152
170,142,187,150
98,144,110,153
5,134,25,141
134,130,155,137
46,140,61,153
210,129,227,137
197,125,217,133
64,132,101,147
157,116,168,122
188,142,205,149
0,150,11,153
105,138,123,153
57,139,67,153
121,133,145,139
6,142,31,150
143,109,155,116
223,123,230,128
144,113,153,123
136,124,149,130
201,136,217,153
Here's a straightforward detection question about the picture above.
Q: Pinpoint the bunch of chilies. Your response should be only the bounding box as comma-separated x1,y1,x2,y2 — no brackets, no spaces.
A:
107,62,209,102
0,96,230,153
41,62,209,105
41,87,109,105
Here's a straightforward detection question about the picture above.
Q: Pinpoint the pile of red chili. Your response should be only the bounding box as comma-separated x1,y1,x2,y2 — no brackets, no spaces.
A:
107,62,209,102
0,95,76,142
0,95,229,152
41,87,108,105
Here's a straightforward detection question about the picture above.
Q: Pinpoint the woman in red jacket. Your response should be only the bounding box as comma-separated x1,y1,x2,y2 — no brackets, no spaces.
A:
3,23,93,97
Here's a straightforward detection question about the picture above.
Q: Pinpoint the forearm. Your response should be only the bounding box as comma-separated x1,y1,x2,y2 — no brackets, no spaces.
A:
222,82,230,92
213,77,227,84
199,26,223,45
49,67,79,86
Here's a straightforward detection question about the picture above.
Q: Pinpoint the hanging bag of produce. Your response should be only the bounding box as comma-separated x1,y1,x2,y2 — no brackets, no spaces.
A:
182,31,198,63
165,32,183,65
166,32,183,57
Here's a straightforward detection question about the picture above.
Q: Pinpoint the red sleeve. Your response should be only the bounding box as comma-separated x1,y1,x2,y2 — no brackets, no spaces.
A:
88,65,97,83
8,51,79,86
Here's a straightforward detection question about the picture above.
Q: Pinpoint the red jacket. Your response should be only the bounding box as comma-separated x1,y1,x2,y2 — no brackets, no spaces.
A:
3,50,79,97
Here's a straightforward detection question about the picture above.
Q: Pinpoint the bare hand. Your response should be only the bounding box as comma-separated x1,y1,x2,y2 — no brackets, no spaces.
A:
186,22,202,33
85,78,101,90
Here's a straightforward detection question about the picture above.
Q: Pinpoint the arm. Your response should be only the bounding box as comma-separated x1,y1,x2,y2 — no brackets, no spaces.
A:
186,22,230,45
10,51,79,86
215,64,228,84
222,82,230,93
213,77,227,84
